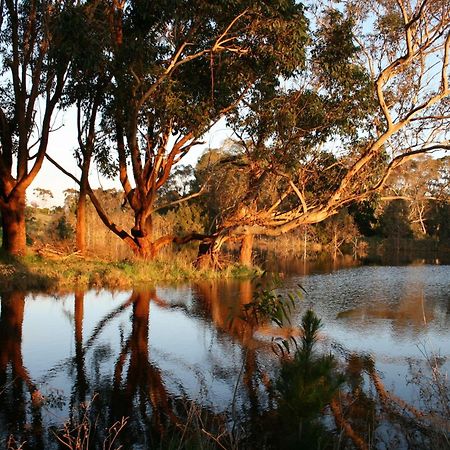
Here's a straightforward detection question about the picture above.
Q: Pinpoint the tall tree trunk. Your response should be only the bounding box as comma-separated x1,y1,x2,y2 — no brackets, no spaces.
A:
132,214,156,259
76,185,87,254
1,189,27,256
134,235,157,259
239,233,254,267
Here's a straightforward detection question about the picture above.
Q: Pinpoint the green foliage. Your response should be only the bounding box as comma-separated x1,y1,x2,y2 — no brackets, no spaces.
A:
105,0,309,137
348,199,379,236
313,8,374,129
240,285,345,449
378,200,413,239
427,201,450,242
299,310,322,358
55,216,74,241
162,203,206,236
242,277,303,329
228,6,374,167
270,310,343,448
192,146,254,231
276,353,342,447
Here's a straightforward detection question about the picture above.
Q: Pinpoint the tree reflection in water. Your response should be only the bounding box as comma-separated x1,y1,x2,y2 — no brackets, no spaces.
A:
110,291,176,444
71,292,88,417
64,290,179,449
0,292,44,449
0,286,448,449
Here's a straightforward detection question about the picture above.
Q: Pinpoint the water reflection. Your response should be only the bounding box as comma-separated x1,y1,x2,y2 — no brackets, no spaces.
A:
337,291,434,331
0,264,448,449
0,292,43,449
110,291,175,439
72,292,87,413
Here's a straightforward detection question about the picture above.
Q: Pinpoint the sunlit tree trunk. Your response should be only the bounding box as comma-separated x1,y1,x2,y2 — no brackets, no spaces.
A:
239,233,254,267
133,215,157,259
333,228,338,261
74,92,100,255
0,0,68,257
417,202,427,235
76,183,87,254
1,189,27,256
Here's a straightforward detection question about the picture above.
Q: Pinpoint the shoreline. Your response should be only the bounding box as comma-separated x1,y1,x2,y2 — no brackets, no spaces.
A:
0,253,261,293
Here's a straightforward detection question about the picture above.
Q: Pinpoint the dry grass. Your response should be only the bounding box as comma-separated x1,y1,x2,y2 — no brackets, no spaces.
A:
51,394,128,450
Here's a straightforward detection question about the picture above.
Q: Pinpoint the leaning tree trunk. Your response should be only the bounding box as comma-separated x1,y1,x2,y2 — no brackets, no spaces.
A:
239,233,254,267
1,189,27,256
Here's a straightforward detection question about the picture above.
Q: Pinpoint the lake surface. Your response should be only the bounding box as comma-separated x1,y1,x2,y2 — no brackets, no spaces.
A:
0,262,449,449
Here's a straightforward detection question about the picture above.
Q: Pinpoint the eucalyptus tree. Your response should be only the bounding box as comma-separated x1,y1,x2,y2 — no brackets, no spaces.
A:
51,0,114,254
197,0,450,266
381,155,449,235
0,0,74,255
60,0,309,259
196,8,375,266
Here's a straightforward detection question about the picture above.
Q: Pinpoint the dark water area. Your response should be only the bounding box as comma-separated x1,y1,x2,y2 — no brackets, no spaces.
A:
0,260,449,449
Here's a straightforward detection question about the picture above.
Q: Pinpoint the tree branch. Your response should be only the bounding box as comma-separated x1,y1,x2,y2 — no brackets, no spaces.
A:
151,181,209,214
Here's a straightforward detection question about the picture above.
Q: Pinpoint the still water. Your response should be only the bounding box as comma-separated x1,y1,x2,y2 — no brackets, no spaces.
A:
0,262,449,449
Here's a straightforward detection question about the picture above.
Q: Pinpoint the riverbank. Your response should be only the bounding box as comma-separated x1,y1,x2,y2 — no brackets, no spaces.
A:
0,251,261,292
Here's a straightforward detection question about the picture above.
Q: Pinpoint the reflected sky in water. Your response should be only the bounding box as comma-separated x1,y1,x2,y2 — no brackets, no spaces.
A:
17,266,450,405
0,263,449,448
281,265,450,402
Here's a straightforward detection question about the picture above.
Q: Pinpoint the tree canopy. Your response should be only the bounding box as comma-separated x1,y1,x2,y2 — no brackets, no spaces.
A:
190,0,450,265
53,0,311,258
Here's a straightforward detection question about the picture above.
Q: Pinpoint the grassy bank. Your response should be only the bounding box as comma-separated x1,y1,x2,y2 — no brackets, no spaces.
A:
0,252,261,292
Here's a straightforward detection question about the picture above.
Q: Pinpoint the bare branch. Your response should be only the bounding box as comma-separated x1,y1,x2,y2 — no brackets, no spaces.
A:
151,180,209,214
288,179,308,215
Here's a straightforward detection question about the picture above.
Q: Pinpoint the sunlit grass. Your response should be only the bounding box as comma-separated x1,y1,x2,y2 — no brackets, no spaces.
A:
0,250,262,292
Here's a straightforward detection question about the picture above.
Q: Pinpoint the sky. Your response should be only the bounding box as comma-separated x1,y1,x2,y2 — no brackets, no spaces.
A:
29,110,232,207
